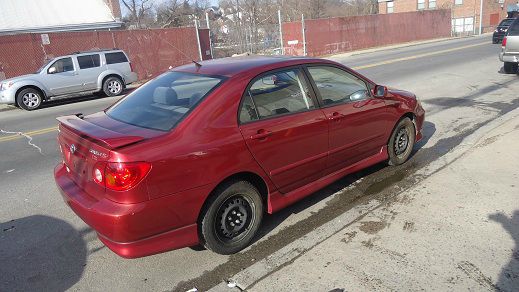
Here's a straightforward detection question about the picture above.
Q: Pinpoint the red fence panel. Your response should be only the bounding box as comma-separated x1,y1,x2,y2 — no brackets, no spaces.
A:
0,27,211,81
282,10,452,57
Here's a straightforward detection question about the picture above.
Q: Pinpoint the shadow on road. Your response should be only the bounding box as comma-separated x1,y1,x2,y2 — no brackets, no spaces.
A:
0,215,90,291
489,210,519,291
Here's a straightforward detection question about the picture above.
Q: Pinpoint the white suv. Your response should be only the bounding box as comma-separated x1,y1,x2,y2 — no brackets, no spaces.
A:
0,49,137,110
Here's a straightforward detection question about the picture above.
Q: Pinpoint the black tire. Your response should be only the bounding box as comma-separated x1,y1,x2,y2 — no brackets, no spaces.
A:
503,62,518,74
102,76,124,96
200,180,264,255
16,88,43,111
388,117,416,166
492,39,498,44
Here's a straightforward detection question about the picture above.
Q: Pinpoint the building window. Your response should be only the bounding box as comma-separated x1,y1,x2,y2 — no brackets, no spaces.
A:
387,1,394,13
417,0,425,10
429,0,436,8
454,0,463,5
452,17,473,33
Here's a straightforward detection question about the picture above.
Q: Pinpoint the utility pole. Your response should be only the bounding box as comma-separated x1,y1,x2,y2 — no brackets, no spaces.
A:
478,0,483,35
205,12,214,59
194,19,203,61
278,10,284,55
302,14,307,56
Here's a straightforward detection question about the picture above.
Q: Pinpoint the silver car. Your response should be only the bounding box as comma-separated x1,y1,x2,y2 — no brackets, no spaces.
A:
0,49,137,110
499,19,519,74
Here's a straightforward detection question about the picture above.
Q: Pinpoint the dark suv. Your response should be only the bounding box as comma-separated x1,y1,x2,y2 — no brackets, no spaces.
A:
493,18,515,44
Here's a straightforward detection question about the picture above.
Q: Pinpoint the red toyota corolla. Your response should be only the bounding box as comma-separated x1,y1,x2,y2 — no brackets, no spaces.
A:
54,56,424,258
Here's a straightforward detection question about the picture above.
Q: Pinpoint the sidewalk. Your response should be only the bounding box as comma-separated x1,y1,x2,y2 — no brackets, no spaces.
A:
222,114,519,291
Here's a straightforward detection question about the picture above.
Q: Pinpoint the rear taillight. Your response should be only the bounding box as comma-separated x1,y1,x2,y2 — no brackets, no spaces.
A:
93,161,151,191
502,36,507,47
129,62,134,72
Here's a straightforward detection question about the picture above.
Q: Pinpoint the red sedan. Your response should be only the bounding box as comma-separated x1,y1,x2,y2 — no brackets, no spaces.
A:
54,56,425,258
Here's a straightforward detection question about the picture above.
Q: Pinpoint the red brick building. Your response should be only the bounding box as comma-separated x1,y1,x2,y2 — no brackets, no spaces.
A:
378,0,518,34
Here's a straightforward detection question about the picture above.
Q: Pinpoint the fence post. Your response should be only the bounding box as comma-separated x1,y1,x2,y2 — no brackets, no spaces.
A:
194,19,203,61
478,0,483,35
302,14,306,56
278,10,284,55
205,12,214,59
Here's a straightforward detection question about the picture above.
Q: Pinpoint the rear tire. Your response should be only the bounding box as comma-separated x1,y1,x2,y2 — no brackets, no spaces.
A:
200,180,263,255
388,117,416,166
16,88,42,111
503,62,518,74
102,76,123,96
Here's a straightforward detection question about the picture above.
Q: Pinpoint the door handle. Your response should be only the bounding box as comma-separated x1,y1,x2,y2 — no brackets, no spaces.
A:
328,112,345,121
250,129,272,140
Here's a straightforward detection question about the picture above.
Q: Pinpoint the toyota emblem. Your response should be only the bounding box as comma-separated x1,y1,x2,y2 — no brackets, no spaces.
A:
69,144,77,154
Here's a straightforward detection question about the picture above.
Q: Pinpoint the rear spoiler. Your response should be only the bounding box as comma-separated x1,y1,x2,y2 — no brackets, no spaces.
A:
56,115,145,149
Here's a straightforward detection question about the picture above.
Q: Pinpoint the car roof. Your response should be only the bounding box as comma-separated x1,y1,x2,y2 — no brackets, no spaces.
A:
173,55,337,78
72,49,124,55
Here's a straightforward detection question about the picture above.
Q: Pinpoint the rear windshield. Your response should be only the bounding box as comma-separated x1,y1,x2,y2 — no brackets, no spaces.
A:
105,52,128,64
507,20,519,36
106,72,225,131
499,19,514,27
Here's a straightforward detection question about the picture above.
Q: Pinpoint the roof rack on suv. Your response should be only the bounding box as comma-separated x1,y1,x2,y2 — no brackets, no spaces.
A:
72,48,120,54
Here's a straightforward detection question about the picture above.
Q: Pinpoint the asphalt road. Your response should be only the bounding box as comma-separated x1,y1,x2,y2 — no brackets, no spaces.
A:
0,34,516,291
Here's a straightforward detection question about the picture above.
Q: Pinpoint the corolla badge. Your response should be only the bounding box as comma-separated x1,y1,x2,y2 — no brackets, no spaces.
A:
69,144,77,154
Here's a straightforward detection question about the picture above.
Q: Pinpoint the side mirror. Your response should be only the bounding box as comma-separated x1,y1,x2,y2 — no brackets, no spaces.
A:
374,85,387,98
48,67,57,74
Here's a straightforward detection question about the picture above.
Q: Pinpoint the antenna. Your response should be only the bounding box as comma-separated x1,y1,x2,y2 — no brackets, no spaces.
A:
192,60,202,68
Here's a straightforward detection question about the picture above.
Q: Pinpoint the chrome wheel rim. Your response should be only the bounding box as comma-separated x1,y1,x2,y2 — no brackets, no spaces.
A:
108,80,122,94
22,92,40,108
394,127,409,156
215,195,254,243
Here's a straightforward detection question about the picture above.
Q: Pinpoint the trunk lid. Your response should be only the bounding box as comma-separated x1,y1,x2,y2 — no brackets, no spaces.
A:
56,112,163,200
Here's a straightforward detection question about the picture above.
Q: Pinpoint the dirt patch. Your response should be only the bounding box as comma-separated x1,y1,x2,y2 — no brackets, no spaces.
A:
341,231,357,244
359,221,387,234
403,221,416,232
361,239,375,249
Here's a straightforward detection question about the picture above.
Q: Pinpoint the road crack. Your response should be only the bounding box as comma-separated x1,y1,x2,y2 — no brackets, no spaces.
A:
0,129,44,155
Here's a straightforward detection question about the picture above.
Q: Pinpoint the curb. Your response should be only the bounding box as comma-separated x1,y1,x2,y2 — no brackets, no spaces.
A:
208,106,519,292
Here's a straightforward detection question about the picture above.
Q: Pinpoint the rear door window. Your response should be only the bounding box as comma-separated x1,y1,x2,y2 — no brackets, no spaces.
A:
77,54,100,69
105,52,128,64
239,68,315,123
507,20,519,36
106,72,225,131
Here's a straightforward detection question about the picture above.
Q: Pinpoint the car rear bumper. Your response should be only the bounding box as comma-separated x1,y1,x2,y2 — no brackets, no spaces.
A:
125,72,138,85
54,163,201,258
499,52,518,63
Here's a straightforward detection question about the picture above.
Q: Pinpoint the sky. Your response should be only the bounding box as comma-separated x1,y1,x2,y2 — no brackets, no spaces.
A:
119,0,219,17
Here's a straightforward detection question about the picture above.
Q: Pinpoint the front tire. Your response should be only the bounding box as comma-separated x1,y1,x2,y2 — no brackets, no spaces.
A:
102,76,123,96
503,62,518,74
200,180,264,255
16,88,42,111
388,117,416,166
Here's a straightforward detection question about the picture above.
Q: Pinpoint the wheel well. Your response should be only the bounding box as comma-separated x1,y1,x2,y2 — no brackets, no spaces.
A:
102,74,124,87
387,112,416,144
15,86,46,102
198,172,269,221
402,112,415,122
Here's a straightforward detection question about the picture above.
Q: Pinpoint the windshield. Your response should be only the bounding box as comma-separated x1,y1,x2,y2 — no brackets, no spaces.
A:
499,19,514,27
106,72,225,131
35,59,54,74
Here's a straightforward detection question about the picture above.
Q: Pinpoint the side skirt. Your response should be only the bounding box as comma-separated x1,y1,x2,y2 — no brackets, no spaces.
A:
267,146,388,214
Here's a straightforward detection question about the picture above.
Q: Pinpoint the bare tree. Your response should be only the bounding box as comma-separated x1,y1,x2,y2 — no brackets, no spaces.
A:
121,0,154,29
